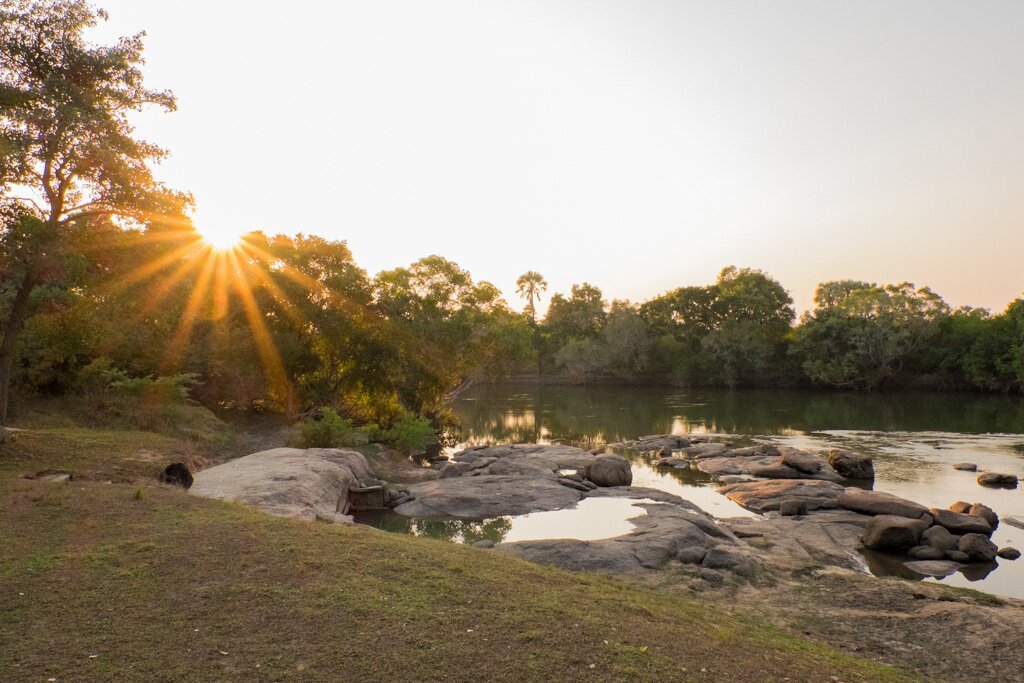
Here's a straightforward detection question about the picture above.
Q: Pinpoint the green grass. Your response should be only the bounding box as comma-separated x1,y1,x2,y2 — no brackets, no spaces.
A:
0,426,923,682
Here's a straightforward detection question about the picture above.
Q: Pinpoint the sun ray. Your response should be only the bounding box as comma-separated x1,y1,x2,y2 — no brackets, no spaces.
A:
159,249,219,373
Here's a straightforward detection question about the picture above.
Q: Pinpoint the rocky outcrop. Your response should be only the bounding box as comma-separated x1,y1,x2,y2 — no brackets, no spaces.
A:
190,448,374,522
718,479,845,513
393,475,583,519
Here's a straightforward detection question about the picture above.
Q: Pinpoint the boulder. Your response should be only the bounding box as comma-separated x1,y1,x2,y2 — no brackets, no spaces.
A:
828,450,875,480
438,462,469,479
977,472,1019,488
701,546,757,578
968,503,999,530
948,501,972,514
958,534,998,563
997,547,1021,560
862,515,929,552
952,463,977,472
929,508,993,536
945,550,970,562
190,447,373,523
582,455,632,487
837,489,928,519
718,479,845,513
921,525,957,551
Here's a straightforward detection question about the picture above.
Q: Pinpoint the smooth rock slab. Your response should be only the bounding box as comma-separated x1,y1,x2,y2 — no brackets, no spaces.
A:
190,448,373,523
718,479,845,513
393,475,582,519
838,489,928,519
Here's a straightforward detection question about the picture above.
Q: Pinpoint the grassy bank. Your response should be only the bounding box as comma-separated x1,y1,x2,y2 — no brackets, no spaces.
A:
0,425,921,682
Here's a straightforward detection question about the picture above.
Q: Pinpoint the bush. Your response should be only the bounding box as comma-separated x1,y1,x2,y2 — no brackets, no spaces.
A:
381,412,435,455
296,408,355,448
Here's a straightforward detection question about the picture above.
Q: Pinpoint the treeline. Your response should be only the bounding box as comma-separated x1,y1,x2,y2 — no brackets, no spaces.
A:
528,267,1024,392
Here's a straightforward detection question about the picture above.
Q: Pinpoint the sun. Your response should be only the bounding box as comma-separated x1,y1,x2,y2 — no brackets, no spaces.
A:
196,224,246,250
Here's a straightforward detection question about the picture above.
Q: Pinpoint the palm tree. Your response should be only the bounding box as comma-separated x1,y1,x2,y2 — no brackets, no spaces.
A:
516,271,548,323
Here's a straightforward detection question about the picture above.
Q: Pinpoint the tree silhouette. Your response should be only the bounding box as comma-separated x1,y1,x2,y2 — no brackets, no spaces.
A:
515,271,547,323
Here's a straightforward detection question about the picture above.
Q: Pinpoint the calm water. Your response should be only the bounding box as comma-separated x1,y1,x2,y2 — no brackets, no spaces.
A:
443,384,1024,598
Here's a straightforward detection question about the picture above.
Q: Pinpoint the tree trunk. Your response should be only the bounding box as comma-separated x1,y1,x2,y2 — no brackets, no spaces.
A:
0,271,36,424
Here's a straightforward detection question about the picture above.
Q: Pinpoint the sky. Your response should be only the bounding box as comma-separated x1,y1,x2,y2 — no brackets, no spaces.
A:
90,0,1024,314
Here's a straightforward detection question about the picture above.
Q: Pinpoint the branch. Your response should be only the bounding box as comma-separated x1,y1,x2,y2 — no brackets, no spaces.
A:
7,197,46,216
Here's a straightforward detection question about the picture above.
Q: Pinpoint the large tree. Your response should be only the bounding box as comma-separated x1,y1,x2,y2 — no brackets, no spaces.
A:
515,270,547,323
0,0,187,421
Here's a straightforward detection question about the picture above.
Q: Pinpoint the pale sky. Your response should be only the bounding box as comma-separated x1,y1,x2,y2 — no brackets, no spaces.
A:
91,1,1024,314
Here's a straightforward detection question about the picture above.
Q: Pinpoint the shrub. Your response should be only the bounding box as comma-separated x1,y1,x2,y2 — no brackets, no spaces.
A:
382,412,435,455
296,408,354,448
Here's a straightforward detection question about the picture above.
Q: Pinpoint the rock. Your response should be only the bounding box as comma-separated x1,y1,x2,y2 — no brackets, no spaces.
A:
159,462,194,489
837,489,928,519
945,550,970,562
437,463,468,479
908,545,947,560
499,503,723,573
780,450,823,474
190,448,373,522
700,568,725,584
718,479,845,513
472,539,495,549
615,435,691,452
689,442,728,457
921,525,957,551
702,547,757,578
758,445,781,457
1006,516,1024,531
952,463,977,472
948,501,972,514
557,477,592,492
677,546,707,565
929,508,993,536
779,499,808,517
997,547,1021,560
968,503,999,529
582,455,632,487
394,475,582,519
958,533,998,563
862,515,930,552
828,450,875,480
977,472,1019,488
903,560,963,578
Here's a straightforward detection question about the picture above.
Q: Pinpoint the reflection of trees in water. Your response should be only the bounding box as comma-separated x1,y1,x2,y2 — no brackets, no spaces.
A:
352,510,513,543
454,385,1024,446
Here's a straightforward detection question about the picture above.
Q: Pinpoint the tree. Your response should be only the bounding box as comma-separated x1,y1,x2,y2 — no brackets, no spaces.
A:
515,271,547,323
0,0,188,421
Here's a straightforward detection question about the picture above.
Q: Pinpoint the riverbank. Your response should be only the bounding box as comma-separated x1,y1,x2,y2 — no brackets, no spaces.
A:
0,423,922,682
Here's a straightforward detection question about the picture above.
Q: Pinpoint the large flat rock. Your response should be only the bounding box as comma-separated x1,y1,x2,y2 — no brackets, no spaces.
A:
190,448,373,522
718,479,845,513
393,475,583,519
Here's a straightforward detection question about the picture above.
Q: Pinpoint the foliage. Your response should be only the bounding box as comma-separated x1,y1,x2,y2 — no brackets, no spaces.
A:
296,407,357,448
381,411,436,455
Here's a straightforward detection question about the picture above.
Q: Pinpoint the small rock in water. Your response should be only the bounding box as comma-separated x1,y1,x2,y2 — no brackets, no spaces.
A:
977,472,1019,488
929,508,993,536
952,463,977,472
996,547,1021,560
922,525,957,551
827,449,875,480
948,501,972,514
1005,516,1024,531
862,515,929,551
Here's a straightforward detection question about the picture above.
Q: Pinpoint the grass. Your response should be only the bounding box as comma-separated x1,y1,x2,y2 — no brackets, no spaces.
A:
0,425,924,682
